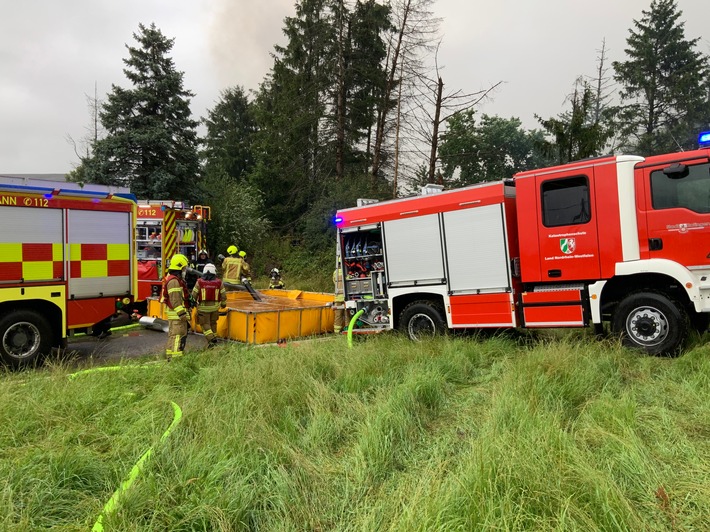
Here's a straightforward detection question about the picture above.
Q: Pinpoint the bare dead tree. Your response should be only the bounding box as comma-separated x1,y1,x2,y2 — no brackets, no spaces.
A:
66,82,104,163
410,44,503,185
371,0,440,182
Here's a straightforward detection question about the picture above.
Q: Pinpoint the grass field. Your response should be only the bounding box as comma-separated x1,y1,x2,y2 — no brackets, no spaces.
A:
1,331,708,531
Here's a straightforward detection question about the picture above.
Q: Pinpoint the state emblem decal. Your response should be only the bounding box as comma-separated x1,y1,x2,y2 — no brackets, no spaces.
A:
560,238,576,254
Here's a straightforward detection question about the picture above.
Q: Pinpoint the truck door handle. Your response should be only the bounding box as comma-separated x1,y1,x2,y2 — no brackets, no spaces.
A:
649,238,663,251
547,269,562,278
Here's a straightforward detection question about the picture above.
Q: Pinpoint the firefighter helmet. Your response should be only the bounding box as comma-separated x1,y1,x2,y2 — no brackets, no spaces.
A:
203,263,217,275
239,250,247,258
168,254,189,271
198,249,208,257
227,245,238,255
270,268,280,277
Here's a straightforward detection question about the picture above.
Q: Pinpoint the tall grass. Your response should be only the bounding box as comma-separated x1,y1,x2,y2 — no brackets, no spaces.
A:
0,332,708,530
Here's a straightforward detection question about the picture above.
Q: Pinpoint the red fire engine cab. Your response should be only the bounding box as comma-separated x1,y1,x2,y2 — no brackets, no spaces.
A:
135,200,210,305
335,147,710,355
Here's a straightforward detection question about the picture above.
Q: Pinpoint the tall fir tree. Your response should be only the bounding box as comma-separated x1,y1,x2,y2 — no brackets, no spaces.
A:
251,0,391,230
202,86,256,182
536,79,614,164
613,0,708,154
82,23,200,201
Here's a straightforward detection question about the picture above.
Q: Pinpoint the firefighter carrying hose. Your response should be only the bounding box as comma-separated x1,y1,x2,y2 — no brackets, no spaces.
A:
162,253,191,361
191,263,227,348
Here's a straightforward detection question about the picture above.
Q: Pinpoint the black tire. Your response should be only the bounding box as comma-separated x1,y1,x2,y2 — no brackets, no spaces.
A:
611,292,688,356
398,301,446,341
0,310,54,368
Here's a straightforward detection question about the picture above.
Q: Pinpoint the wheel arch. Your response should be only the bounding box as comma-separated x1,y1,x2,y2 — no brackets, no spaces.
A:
599,272,692,320
391,292,446,329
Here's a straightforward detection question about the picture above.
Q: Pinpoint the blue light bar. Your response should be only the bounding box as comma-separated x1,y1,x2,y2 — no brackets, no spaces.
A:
333,216,343,225
699,131,710,147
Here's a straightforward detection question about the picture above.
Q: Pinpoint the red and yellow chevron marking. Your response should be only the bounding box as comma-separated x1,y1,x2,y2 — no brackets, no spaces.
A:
68,243,130,278
197,223,205,252
0,243,63,281
163,209,177,260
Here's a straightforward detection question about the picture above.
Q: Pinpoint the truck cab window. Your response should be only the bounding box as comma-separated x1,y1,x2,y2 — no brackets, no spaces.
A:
541,175,590,227
651,162,710,213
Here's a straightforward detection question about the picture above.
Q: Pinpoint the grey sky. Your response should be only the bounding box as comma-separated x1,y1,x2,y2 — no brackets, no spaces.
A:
1,0,707,173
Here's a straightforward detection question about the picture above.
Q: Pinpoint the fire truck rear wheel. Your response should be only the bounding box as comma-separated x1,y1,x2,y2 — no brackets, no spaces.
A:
0,310,53,368
612,292,688,357
399,301,446,341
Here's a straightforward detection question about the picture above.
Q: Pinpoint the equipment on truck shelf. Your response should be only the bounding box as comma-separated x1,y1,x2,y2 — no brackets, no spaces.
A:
335,145,710,356
135,200,211,303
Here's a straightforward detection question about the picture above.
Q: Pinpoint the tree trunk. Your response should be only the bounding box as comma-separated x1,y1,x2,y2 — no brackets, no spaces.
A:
428,76,443,184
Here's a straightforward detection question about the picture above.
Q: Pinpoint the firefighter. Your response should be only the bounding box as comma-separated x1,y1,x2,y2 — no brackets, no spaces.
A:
221,245,242,287
162,253,191,360
333,260,345,333
269,268,285,289
238,250,252,281
195,249,211,274
185,252,200,290
191,263,227,348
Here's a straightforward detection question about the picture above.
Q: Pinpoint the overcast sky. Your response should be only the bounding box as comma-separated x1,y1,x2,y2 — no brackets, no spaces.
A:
1,0,708,173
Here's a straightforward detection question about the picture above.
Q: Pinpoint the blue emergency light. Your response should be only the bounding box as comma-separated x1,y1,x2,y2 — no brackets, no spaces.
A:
699,130,710,147
333,215,343,225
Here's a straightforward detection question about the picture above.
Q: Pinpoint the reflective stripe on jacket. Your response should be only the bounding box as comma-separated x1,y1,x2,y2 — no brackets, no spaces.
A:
161,273,190,319
192,277,227,312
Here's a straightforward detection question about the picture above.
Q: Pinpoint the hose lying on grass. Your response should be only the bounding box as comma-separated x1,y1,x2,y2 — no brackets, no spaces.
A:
92,401,183,532
68,366,183,532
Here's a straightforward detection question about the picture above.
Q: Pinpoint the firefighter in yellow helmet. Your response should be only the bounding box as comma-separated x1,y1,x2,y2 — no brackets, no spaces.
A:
237,250,251,281
161,253,192,360
221,245,242,287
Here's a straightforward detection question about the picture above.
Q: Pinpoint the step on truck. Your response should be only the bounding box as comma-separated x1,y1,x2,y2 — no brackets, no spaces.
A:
0,176,138,367
335,144,710,355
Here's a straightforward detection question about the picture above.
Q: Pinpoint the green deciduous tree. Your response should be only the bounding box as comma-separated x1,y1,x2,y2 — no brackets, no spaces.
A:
437,111,549,187
613,0,709,154
82,23,200,201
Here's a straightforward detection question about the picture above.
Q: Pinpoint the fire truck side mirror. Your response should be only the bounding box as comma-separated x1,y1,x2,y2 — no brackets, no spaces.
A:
663,163,689,179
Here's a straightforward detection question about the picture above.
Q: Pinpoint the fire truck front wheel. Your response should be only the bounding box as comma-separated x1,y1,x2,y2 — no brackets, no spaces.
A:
0,310,53,368
399,301,446,341
612,292,689,356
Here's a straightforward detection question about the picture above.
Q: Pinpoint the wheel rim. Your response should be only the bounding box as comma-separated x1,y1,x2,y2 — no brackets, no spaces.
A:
2,321,42,359
625,305,669,347
407,313,437,341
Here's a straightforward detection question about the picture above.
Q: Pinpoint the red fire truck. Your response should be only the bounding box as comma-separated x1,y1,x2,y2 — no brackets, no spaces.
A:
135,200,210,305
0,176,137,367
335,146,710,355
